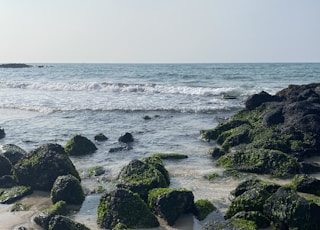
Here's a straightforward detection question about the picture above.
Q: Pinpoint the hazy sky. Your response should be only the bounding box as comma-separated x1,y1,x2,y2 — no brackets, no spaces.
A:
1,0,320,63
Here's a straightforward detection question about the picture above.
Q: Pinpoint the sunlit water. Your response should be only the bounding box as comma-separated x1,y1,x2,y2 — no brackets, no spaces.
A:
1,63,319,229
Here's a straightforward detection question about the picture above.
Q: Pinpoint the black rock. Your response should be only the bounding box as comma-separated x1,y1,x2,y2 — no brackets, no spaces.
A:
0,63,32,68
118,132,134,143
245,91,280,110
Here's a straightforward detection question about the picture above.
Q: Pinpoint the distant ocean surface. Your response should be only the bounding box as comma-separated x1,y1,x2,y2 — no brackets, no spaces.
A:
1,63,320,229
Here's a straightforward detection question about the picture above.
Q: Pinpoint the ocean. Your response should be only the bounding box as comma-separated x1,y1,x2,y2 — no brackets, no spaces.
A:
0,63,319,229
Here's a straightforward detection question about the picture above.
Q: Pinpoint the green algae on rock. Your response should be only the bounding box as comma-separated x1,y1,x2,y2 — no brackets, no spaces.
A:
97,188,159,229
0,186,32,204
64,134,97,155
292,174,320,196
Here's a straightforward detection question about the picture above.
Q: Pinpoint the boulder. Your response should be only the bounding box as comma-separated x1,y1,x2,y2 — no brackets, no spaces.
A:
194,199,216,221
0,175,16,188
0,154,12,177
33,200,68,229
51,174,85,205
64,135,97,155
117,157,169,200
0,144,26,165
48,215,90,230
13,143,80,191
292,174,320,196
232,211,270,229
231,179,280,197
202,218,258,230
97,188,159,229
263,187,320,230
148,188,195,226
118,132,134,143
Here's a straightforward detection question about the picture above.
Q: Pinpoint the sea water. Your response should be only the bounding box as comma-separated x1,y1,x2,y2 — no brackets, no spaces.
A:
0,63,319,229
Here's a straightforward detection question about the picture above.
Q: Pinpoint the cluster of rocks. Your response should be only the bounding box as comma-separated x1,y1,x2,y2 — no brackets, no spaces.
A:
200,83,320,229
201,83,320,177
97,155,215,229
204,176,320,230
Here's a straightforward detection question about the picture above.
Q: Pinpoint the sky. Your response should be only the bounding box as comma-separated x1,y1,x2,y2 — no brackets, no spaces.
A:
1,0,320,63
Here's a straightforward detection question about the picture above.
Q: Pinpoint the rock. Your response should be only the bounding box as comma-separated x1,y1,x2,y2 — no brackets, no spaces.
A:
0,154,12,177
263,187,320,230
262,106,284,126
194,199,216,220
97,188,159,229
0,63,32,68
225,187,273,219
232,211,270,228
109,145,132,153
217,149,300,177
0,186,32,204
88,166,105,177
34,201,68,229
64,135,97,155
51,174,85,205
292,174,320,196
148,187,195,226
0,175,16,188
117,157,169,201
151,152,188,160
245,91,280,110
231,179,280,197
208,147,226,158
48,215,90,230
94,133,108,141
0,144,26,165
13,143,80,191
118,132,134,143
202,218,258,230
300,162,320,174
0,127,5,139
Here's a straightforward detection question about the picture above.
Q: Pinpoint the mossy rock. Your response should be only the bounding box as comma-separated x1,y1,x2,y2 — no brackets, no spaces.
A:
94,133,108,141
232,211,270,228
0,186,32,204
50,174,85,205
231,179,280,197
88,165,105,177
152,152,188,160
13,143,80,191
292,174,320,196
225,188,273,219
34,200,68,229
48,215,90,230
202,218,258,230
64,134,97,155
263,187,320,230
217,149,300,177
148,187,195,226
194,199,216,220
117,157,169,200
97,188,159,229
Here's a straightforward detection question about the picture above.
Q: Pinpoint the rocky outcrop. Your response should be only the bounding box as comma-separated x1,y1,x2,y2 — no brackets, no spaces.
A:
50,174,85,205
201,83,320,177
97,188,159,229
0,63,32,68
148,188,195,226
13,143,80,191
64,135,97,156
